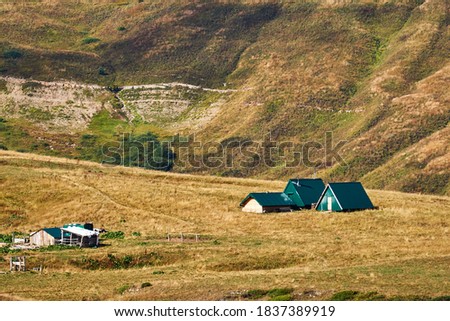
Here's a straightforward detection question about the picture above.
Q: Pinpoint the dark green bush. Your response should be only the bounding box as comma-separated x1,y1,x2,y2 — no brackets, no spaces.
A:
22,81,43,92
354,291,386,301
103,231,125,239
141,282,152,288
82,37,100,45
98,67,108,76
269,294,293,301
267,288,293,298
242,289,268,299
107,254,133,269
330,290,359,301
3,49,22,59
0,246,20,254
117,26,127,31
0,234,12,243
73,251,163,270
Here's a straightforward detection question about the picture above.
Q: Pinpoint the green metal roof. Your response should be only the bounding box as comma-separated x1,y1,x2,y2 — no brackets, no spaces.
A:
284,178,325,207
319,182,374,211
240,192,295,207
42,227,70,239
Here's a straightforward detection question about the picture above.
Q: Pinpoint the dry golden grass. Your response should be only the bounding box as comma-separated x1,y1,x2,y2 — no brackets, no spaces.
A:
0,150,449,300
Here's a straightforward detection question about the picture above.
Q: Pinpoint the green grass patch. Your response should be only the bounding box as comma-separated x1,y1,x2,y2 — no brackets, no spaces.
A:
82,37,100,45
38,244,79,252
116,284,131,295
330,290,359,301
242,289,268,300
269,294,293,301
0,233,13,243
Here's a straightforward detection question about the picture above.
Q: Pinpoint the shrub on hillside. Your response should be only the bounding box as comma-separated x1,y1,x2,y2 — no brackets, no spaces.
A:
82,37,100,45
268,288,294,298
102,231,125,239
0,246,20,254
73,251,164,270
242,289,268,299
116,284,131,294
21,81,43,93
269,294,293,301
2,49,22,59
98,67,108,76
330,290,359,301
0,234,13,243
101,132,175,171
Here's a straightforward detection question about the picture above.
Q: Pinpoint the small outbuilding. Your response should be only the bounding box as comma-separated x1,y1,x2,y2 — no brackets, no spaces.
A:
30,228,65,246
30,225,99,247
315,182,374,212
283,178,325,209
240,192,295,213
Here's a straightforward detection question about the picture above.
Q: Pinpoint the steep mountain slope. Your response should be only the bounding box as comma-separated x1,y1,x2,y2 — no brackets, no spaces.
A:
0,0,448,195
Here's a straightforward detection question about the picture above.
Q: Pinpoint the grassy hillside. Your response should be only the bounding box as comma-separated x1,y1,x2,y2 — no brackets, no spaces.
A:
0,0,449,195
0,1,278,86
0,150,449,300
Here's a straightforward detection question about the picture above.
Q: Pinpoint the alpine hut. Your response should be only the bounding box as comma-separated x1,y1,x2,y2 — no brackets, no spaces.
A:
283,178,325,209
30,227,65,246
315,182,374,212
60,226,99,247
30,224,99,247
240,192,295,213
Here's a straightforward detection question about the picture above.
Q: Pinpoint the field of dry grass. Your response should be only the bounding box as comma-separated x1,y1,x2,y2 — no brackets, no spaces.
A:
0,150,449,300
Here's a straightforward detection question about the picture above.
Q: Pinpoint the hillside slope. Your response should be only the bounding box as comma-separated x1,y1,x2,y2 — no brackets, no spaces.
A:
0,0,449,195
0,150,449,300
